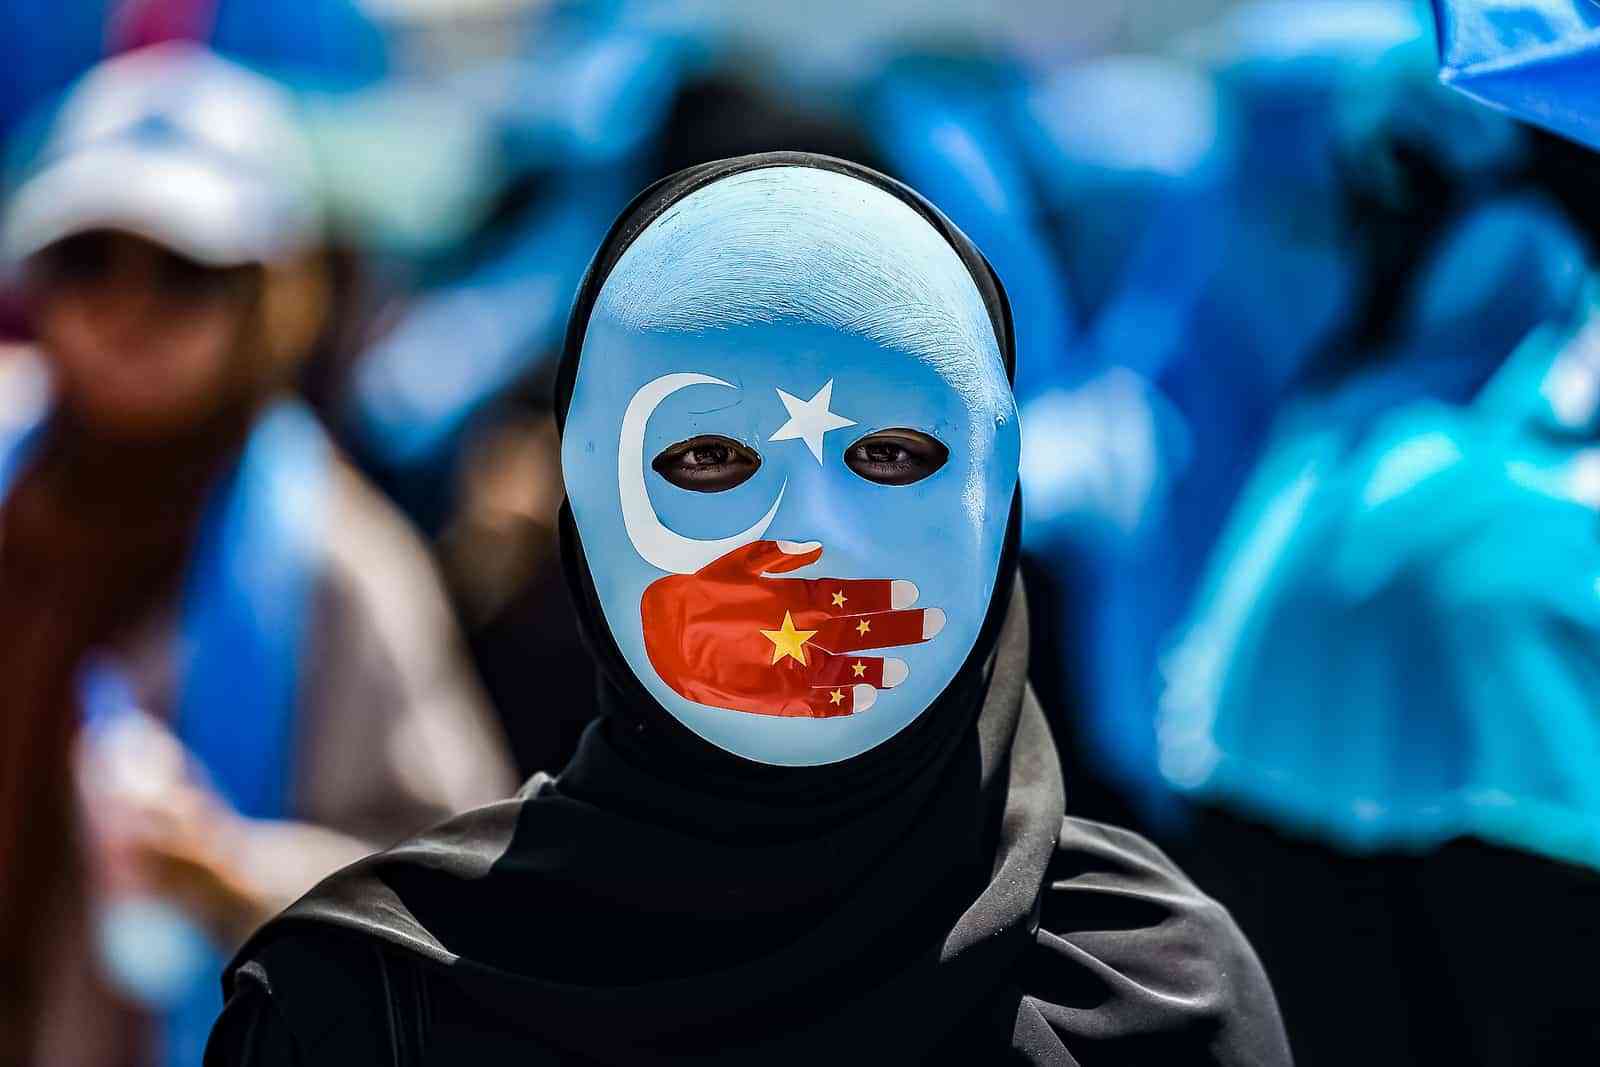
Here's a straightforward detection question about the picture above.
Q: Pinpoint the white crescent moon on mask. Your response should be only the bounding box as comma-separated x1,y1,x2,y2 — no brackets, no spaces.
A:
619,372,785,574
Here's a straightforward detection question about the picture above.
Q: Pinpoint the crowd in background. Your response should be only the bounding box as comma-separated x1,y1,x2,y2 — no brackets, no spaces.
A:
3,0,1599,1064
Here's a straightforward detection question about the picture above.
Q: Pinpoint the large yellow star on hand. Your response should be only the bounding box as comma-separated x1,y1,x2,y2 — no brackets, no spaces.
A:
761,610,818,666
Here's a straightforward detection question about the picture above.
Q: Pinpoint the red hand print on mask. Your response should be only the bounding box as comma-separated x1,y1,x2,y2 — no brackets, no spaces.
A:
640,540,946,718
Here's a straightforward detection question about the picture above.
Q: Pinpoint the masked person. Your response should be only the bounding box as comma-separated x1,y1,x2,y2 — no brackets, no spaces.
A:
205,154,1289,1066
0,45,514,1067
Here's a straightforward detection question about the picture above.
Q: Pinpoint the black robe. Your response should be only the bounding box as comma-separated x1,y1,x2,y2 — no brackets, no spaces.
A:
207,153,1289,1066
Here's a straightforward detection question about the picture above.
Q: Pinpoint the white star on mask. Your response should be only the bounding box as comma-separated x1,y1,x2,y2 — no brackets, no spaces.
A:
769,379,856,464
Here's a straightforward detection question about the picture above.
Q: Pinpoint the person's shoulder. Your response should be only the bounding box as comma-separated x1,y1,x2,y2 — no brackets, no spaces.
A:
1011,817,1292,1066
208,926,421,1066
1039,817,1241,972
0,344,49,464
317,456,453,613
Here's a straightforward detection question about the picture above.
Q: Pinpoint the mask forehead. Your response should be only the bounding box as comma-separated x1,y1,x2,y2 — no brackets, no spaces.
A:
591,166,1011,422
562,165,1018,766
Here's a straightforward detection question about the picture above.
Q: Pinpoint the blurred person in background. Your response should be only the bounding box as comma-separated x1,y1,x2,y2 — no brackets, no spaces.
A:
0,44,513,1067
1158,3,1600,1062
0,0,391,420
207,154,1291,1066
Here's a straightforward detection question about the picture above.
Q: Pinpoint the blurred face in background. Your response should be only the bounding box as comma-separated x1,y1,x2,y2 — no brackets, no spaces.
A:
25,230,322,438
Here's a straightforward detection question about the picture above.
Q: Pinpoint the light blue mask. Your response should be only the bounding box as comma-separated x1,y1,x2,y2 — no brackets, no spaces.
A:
562,165,1019,766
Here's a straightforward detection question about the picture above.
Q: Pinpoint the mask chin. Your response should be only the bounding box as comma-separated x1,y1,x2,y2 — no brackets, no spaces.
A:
558,489,1025,778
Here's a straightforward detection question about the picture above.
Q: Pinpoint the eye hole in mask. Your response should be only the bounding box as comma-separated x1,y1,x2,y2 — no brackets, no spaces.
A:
652,434,762,492
844,429,949,486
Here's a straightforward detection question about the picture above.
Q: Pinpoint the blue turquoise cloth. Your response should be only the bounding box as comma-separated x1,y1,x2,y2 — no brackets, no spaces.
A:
1011,55,1251,820
1433,0,1600,149
1007,39,1363,819
0,400,333,1067
1010,2,1538,822
343,14,688,531
344,173,628,531
1160,237,1600,870
0,0,385,140
864,57,1079,406
164,401,330,1065
173,402,331,823
452,18,692,173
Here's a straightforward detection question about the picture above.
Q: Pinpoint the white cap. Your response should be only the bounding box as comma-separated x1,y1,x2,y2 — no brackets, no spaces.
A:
3,43,322,268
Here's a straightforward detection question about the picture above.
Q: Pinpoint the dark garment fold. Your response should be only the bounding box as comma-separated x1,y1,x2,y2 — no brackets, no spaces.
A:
1187,808,1600,1067
207,578,1288,1066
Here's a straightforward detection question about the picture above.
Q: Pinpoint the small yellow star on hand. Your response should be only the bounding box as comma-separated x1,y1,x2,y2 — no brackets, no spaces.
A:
852,661,867,678
856,619,871,637
829,688,845,706
831,591,848,608
761,611,818,666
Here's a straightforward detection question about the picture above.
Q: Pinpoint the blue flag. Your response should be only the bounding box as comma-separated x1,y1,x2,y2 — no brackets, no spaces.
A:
1433,0,1600,148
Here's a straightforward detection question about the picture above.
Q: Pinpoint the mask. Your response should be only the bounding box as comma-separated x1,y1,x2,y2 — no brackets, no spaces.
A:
562,163,1020,766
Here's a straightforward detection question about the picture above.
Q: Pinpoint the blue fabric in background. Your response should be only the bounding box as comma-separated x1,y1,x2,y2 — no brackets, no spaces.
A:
175,402,331,824
863,56,1080,407
0,0,108,141
341,16,690,533
0,0,385,142
1007,52,1251,821
1005,26,1379,820
1003,0,1537,824
1433,0,1600,149
344,173,630,532
1160,202,1600,867
210,0,386,92
1012,53,1236,378
162,401,332,1067
1156,0,1600,866
450,21,693,173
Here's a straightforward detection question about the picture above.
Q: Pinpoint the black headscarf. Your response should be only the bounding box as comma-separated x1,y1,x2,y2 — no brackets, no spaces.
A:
210,154,1289,1067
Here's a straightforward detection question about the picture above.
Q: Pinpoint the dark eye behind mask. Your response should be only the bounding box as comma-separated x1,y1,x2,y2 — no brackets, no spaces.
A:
653,434,762,491
844,429,948,486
